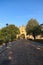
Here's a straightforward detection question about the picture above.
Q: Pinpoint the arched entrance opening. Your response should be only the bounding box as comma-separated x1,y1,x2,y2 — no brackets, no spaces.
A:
20,34,25,39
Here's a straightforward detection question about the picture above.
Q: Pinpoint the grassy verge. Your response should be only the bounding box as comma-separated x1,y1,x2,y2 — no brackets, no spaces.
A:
34,39,43,43
28,39,43,43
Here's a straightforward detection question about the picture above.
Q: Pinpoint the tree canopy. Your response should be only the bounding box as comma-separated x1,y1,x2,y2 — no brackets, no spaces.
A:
0,24,20,43
26,19,39,34
32,26,41,39
26,19,41,39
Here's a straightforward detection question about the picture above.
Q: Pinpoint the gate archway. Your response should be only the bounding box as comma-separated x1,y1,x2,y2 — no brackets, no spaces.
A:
20,34,25,39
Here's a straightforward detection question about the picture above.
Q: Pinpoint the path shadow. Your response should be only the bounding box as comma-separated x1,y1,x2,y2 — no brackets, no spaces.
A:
0,59,11,65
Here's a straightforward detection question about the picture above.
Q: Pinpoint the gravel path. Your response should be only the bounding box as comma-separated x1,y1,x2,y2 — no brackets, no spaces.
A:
0,39,43,65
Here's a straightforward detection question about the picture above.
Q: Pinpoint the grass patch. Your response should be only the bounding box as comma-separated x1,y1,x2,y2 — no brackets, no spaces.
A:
34,39,43,43
28,39,43,43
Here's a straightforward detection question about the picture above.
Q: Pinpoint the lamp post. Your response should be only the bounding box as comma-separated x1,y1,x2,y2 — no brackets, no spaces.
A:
5,23,8,46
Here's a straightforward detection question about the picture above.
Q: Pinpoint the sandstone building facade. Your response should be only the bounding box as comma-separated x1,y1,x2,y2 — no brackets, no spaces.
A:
17,25,43,40
17,25,34,39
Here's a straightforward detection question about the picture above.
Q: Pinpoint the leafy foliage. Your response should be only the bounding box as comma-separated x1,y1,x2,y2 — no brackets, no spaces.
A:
26,19,39,34
26,19,41,39
40,24,43,36
32,26,41,39
0,24,20,44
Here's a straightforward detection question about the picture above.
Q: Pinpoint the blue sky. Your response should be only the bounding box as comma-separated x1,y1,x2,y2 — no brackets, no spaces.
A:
0,0,43,28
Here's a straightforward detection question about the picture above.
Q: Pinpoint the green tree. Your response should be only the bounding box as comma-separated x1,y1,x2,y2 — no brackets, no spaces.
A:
40,24,43,36
32,26,41,39
26,19,39,34
0,24,20,43
7,24,20,41
26,19,41,39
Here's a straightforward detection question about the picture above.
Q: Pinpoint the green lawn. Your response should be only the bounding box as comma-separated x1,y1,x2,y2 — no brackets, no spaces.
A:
34,39,43,43
29,39,43,43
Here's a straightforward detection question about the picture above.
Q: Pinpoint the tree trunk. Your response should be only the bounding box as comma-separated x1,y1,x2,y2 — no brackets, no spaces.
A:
34,35,36,40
